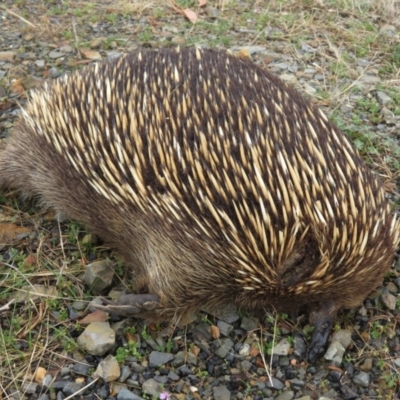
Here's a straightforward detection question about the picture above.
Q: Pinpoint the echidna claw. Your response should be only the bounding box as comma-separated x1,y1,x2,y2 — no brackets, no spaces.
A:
306,319,332,362
93,293,160,317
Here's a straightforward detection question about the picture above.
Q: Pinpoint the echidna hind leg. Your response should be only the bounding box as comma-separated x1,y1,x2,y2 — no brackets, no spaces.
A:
306,302,337,361
93,293,160,317
306,317,333,361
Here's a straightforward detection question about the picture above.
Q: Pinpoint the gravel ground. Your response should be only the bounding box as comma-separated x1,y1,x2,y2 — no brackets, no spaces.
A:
1,1,400,400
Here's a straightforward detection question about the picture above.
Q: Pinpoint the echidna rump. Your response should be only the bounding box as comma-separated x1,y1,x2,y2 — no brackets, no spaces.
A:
1,47,399,360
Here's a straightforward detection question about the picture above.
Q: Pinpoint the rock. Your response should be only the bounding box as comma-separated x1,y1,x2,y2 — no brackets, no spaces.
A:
381,292,397,310
213,385,231,400
376,91,392,105
240,360,252,371
359,358,373,372
84,260,115,294
379,25,397,36
275,391,295,400
353,371,370,387
0,51,16,61
293,335,307,357
272,338,291,356
95,355,121,382
80,48,102,60
117,387,144,400
119,365,131,382
48,50,64,59
206,6,220,19
62,382,84,396
240,316,258,331
238,342,250,357
266,377,285,390
22,382,38,394
214,338,234,358
193,322,212,341
217,320,234,336
331,329,352,349
279,74,298,85
324,341,345,364
205,304,240,323
167,370,180,381
171,350,198,367
141,378,164,397
71,362,90,376
42,374,53,388
76,322,115,356
149,351,174,367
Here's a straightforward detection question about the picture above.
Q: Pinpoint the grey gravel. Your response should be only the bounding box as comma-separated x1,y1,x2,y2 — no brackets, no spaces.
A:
381,292,397,310
141,378,164,397
217,320,234,336
353,371,370,387
119,365,132,382
149,351,174,367
266,377,285,390
214,338,234,358
213,385,231,400
62,382,84,396
376,91,392,105
240,316,258,331
117,388,144,400
331,329,352,349
272,338,291,356
22,382,38,394
276,390,295,400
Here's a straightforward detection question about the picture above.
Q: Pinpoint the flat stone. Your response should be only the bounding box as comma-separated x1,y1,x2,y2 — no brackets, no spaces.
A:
353,371,370,387
213,385,231,400
76,322,115,356
276,391,295,400
240,316,258,331
381,292,397,310
214,338,234,358
0,51,16,61
331,330,352,349
95,355,120,382
149,351,174,367
272,338,291,356
117,387,144,400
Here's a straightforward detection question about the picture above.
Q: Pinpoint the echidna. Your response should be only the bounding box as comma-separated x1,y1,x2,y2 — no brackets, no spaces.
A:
1,47,399,360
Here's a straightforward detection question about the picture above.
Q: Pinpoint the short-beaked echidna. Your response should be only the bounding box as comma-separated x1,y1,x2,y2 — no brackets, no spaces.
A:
1,47,399,360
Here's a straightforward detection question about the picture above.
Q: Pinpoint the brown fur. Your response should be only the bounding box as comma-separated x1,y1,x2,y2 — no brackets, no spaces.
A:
0,47,399,327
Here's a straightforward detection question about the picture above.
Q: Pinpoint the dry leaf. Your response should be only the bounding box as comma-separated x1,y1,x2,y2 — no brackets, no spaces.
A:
24,254,37,266
191,345,201,356
0,223,31,247
34,367,47,383
10,79,25,95
184,8,197,23
78,310,109,325
80,48,102,60
249,345,260,357
211,324,220,339
198,0,206,6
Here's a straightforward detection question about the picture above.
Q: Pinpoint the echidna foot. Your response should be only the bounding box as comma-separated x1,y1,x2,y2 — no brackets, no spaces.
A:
93,293,160,317
306,317,332,361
